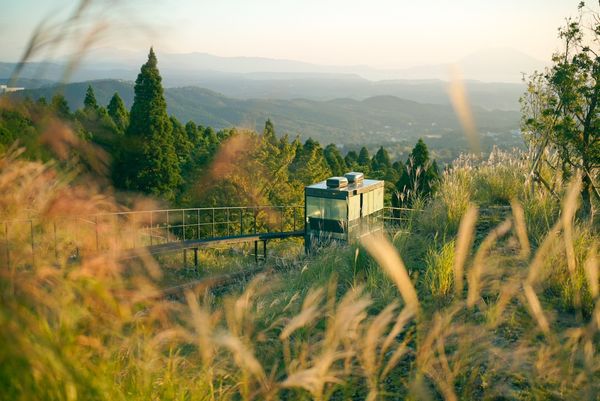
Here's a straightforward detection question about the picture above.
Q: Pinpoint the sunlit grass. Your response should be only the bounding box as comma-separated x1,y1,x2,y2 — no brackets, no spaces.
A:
2,143,600,400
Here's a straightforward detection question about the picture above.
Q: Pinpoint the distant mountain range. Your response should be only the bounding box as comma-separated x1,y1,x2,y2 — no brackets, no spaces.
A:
0,47,542,110
11,79,521,147
72,47,547,83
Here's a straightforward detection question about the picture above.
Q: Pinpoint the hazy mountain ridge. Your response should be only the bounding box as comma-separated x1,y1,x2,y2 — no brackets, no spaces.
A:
0,48,537,109
11,79,520,146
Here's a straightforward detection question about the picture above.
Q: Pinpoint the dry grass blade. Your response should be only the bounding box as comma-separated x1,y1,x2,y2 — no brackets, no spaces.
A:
382,305,415,354
280,287,324,340
216,333,267,385
381,336,410,379
523,284,550,334
584,246,598,299
510,199,531,259
363,302,397,372
361,233,419,312
562,176,581,277
448,66,480,153
185,290,215,366
467,219,512,307
281,350,344,401
453,204,478,295
526,218,562,285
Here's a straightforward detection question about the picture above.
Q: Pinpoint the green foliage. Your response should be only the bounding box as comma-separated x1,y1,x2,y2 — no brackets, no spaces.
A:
323,144,346,176
344,150,358,170
394,139,439,208
290,138,332,185
262,118,277,145
106,92,128,133
51,93,70,119
114,48,182,200
357,146,371,173
83,85,99,111
521,5,600,217
0,106,50,160
424,240,455,299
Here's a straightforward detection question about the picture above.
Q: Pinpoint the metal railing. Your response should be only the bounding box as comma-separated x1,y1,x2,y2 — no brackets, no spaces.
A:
2,204,422,269
1,205,303,268
382,206,421,227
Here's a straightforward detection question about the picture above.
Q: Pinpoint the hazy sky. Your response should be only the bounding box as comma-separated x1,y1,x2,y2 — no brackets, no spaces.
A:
0,0,583,67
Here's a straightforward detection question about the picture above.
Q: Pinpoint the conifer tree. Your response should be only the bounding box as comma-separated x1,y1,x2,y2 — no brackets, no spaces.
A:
171,116,192,167
371,146,391,173
51,94,70,119
262,118,277,145
185,121,199,144
114,48,181,199
344,150,359,169
290,138,331,185
83,85,99,111
357,146,371,174
324,144,346,176
395,138,439,207
107,92,128,133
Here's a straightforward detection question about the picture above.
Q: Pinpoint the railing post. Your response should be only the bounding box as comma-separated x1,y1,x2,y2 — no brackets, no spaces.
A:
227,209,230,236
240,209,243,235
254,240,258,263
182,210,186,242
197,209,200,239
212,208,215,238
254,208,257,234
166,210,170,244
150,211,153,246
263,240,267,260
293,207,297,231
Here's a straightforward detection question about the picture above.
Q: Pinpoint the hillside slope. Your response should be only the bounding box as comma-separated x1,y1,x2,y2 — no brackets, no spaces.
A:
12,79,520,145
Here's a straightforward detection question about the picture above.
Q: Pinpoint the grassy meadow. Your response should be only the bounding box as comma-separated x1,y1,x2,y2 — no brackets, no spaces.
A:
1,144,599,401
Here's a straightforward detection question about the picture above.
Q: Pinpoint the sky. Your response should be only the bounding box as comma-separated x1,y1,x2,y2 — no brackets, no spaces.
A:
0,0,585,68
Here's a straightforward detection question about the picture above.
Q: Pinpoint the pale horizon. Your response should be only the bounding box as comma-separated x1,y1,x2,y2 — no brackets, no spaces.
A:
0,0,585,69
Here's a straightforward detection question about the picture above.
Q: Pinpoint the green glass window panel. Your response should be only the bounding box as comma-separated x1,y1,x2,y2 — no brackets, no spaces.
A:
307,196,323,219
306,196,347,221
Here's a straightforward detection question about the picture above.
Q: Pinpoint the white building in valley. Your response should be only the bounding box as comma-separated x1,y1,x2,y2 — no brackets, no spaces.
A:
0,85,24,94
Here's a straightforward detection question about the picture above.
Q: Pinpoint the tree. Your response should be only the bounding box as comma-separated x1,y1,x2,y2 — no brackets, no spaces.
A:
83,85,99,111
262,118,277,145
358,147,370,167
345,150,359,170
522,3,600,218
290,138,331,185
51,94,70,119
324,144,347,176
185,121,200,144
171,116,193,167
107,92,128,133
114,47,181,200
371,146,392,179
395,139,439,207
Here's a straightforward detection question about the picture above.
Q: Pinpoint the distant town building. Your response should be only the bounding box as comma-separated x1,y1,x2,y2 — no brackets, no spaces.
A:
0,85,25,94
